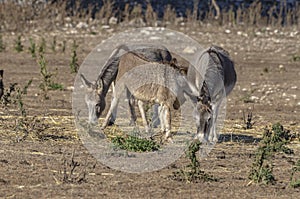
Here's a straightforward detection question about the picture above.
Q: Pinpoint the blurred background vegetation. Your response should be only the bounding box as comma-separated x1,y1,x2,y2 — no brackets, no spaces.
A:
0,0,299,33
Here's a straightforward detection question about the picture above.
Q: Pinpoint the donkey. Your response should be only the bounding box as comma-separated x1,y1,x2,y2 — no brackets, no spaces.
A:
188,45,236,142
101,52,201,141
80,44,174,125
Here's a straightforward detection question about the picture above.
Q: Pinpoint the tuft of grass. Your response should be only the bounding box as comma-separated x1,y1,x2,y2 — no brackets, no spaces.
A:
14,35,23,52
38,53,51,99
290,159,300,188
38,54,63,99
70,40,79,73
28,38,36,58
0,34,5,52
292,55,300,62
171,140,217,183
51,36,57,52
39,37,46,54
249,123,293,185
62,40,66,53
111,134,160,152
49,82,64,90
243,109,255,129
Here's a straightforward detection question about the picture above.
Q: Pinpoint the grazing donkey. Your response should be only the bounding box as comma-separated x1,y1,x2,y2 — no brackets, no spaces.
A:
80,44,174,125
101,52,201,141
188,45,236,142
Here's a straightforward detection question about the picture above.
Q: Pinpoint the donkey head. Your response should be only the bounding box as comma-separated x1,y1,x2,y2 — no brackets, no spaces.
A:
192,82,213,142
80,74,106,124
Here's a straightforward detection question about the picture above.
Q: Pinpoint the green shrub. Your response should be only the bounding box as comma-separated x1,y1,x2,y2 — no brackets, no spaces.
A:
249,123,293,184
111,134,160,152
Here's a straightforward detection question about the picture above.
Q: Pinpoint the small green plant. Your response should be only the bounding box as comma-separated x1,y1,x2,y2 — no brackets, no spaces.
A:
38,54,63,99
62,40,66,53
39,37,46,54
292,55,300,62
12,80,35,141
111,134,160,152
15,79,32,117
70,40,79,73
290,159,300,188
249,123,293,185
171,140,217,183
0,34,5,52
49,82,64,90
38,54,51,99
51,36,56,52
28,38,36,58
243,109,254,129
14,35,23,52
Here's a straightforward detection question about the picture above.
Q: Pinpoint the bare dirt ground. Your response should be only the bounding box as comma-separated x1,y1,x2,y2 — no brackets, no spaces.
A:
0,25,299,198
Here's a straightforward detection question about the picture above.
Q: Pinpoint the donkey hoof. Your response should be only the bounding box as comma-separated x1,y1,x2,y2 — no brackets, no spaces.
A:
128,119,136,126
108,120,115,126
163,136,174,144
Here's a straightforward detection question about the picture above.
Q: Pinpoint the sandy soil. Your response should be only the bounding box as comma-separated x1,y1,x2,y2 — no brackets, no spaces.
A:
0,25,299,198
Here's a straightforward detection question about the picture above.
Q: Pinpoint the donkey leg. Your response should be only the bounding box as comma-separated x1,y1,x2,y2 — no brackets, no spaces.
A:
102,97,119,129
137,100,149,133
126,88,137,126
108,82,117,125
163,106,172,140
158,105,165,133
209,104,219,143
159,105,172,143
151,104,160,128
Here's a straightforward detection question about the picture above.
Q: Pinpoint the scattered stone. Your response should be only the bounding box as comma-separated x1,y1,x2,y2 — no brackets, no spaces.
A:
291,86,297,89
76,22,88,29
109,17,118,25
101,25,110,29
182,46,197,54
225,29,231,34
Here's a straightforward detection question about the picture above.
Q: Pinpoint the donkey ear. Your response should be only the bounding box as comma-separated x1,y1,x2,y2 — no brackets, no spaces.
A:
96,78,104,94
185,80,200,98
80,74,92,89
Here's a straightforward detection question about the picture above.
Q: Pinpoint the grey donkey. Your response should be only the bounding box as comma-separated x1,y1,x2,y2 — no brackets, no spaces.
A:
188,45,236,143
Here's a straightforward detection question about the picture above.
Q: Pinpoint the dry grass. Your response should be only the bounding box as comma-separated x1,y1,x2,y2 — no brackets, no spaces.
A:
0,1,299,33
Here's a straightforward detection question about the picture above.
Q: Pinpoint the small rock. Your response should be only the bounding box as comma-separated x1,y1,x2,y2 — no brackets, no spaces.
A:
149,36,160,40
76,22,88,29
250,96,259,101
183,46,197,54
255,31,262,36
225,29,231,34
109,17,118,25
291,86,297,89
101,25,110,29
66,86,74,91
